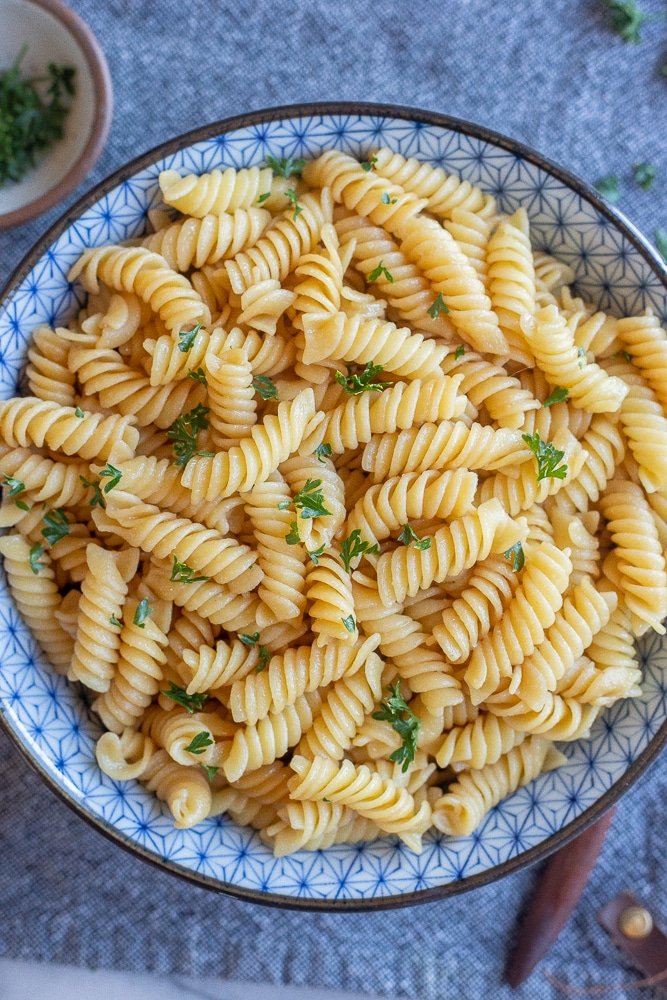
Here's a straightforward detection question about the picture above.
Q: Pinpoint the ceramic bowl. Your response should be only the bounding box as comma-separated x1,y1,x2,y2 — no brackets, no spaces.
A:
1,103,666,908
0,0,112,229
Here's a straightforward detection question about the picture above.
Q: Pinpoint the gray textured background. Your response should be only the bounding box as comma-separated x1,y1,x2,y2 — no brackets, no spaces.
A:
1,1,667,997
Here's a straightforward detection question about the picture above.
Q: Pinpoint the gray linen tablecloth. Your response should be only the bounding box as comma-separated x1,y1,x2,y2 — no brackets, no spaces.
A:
1,2,667,996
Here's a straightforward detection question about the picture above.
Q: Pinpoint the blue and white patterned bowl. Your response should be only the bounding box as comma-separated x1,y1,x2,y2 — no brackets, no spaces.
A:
1,103,666,908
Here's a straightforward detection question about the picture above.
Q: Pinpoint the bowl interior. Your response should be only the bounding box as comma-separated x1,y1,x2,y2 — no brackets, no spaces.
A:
1,106,666,907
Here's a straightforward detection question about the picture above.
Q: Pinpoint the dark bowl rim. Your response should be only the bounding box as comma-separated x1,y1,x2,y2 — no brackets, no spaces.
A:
1,100,666,912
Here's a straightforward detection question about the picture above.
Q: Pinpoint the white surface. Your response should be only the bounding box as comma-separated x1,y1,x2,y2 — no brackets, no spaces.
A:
0,0,96,214
0,959,381,1000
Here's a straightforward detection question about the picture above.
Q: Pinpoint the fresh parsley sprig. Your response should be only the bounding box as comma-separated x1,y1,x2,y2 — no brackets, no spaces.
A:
160,681,208,713
285,521,301,545
79,475,106,509
166,403,211,468
184,731,214,755
98,463,122,493
367,259,394,283
335,361,391,395
397,523,431,550
74,406,85,418
29,543,46,575
178,323,202,353
252,374,279,400
314,442,333,463
170,556,209,584
522,431,568,482
634,162,657,191
308,543,326,565
454,345,465,360
109,613,122,628
187,367,207,385
341,614,356,633
503,541,525,573
339,528,380,573
266,154,305,178
427,292,450,319
604,0,665,43
372,682,421,773
285,188,302,221
238,632,271,672
133,597,152,628
278,479,331,519
360,155,378,172
595,174,620,203
381,191,398,205
543,386,569,407
41,508,69,546
2,475,25,497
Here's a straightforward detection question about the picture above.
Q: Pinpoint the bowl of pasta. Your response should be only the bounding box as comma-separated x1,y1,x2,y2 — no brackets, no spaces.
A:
1,102,666,908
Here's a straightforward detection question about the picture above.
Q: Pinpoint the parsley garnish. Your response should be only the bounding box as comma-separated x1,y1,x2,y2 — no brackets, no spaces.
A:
74,407,85,418
133,597,152,628
595,174,621,203
543,386,569,407
341,614,356,633
187,367,207,385
522,431,568,482
360,155,378,172
397,523,431,550
170,556,209,584
604,0,664,42
278,478,331,519
177,323,202,353
367,259,394,283
504,541,525,573
79,475,106,509
655,228,667,260
15,500,29,512
339,528,380,573
372,682,421,773
257,191,271,204
29,543,46,574
109,614,122,628
285,521,301,545
381,191,398,205
308,544,326,565
239,631,260,646
238,632,270,671
613,349,633,363
454,345,465,360
0,48,76,188
427,292,450,319
166,403,210,467
2,475,24,496
98,462,122,493
634,162,657,191
314,442,333,463
184,731,214,755
41,508,69,546
266,154,305,178
202,765,219,780
160,681,208,713
335,361,391,395
252,374,279,400
285,188,302,221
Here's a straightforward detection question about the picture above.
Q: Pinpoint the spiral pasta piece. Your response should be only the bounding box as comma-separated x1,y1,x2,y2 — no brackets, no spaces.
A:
69,544,139,691
345,468,477,546
439,349,540,429
521,305,628,412
375,498,527,605
555,415,625,513
486,208,536,365
306,552,357,644
144,323,229,386
290,222,347,320
69,245,210,333
92,489,261,591
431,738,565,836
601,356,667,493
0,534,74,673
278,454,346,552
141,747,212,828
96,292,148,348
617,310,667,412
92,597,172,733
0,397,139,463
224,188,334,293
222,691,322,782
95,728,156,781
205,347,257,448
143,558,258,632
180,389,316,502
443,204,494,279
0,448,89,509
159,165,273,217
361,420,528,483
142,208,271,271
229,634,380,726
556,655,642,706
485,689,600,741
598,479,667,634
464,542,572,704
435,713,526,770
181,637,259,693
370,147,491,219
301,310,448,379
432,555,518,664
26,325,75,405
236,277,295,336
142,705,234,767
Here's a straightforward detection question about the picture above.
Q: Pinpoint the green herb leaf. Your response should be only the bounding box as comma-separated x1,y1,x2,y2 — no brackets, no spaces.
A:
655,227,667,260
109,614,122,628
184,730,214,755
133,597,152,628
454,345,465,360
521,431,568,482
79,475,106,509
634,162,657,191
367,258,394,284
74,407,85,418
595,174,621,203
252,374,279,400
427,292,450,319
314,442,333,463
604,0,663,42
15,500,29,512
266,154,305,178
3,475,25,496
372,681,421,773
340,528,380,573
283,478,332,520
285,188,302,221
166,403,210,467
202,764,219,780
239,632,260,646
187,367,207,385
285,520,301,545
341,614,356,633
613,349,633,363
255,645,271,672
543,386,569,407
360,155,378,172
308,543,326,565
335,361,391,395
29,543,46,574
98,462,122,494
503,541,525,573
381,190,398,205
41,508,69,546
257,191,271,204
160,681,208,714
177,323,202,353
170,556,209,584
397,523,431,550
